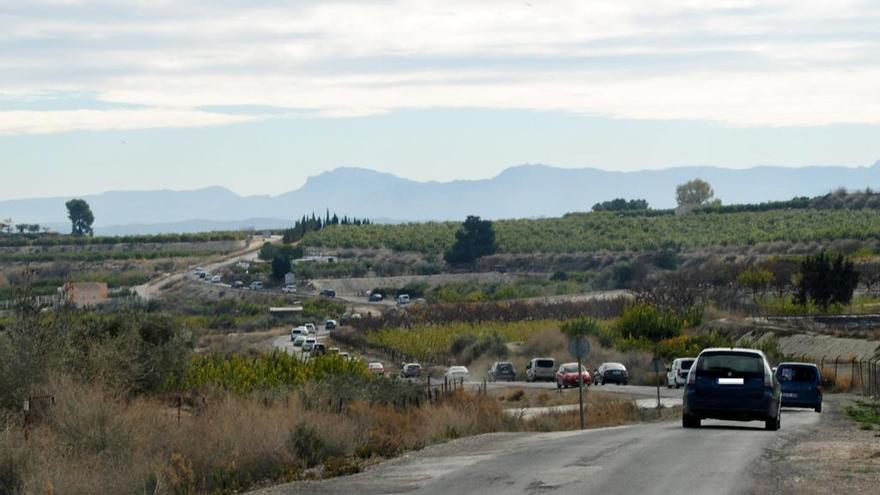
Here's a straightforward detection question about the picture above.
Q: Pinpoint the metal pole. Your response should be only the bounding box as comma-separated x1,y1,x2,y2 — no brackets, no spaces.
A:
577,353,585,430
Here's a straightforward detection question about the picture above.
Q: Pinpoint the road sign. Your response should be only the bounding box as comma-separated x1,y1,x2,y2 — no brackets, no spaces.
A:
568,336,591,359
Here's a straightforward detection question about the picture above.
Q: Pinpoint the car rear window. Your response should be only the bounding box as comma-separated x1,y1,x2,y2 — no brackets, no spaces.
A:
605,363,626,370
497,363,513,371
536,360,555,368
696,352,764,378
561,365,581,373
680,359,695,370
778,366,818,383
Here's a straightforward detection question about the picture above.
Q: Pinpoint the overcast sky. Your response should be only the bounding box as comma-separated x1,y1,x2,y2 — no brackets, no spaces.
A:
3,0,880,200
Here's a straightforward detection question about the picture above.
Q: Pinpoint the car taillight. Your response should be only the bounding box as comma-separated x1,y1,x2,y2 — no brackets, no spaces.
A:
764,372,773,387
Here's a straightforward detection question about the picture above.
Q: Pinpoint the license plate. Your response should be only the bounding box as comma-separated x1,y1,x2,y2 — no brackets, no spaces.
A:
718,378,744,385
782,392,797,398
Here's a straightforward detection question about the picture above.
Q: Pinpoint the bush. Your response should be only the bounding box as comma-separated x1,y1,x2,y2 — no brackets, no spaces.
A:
287,424,343,468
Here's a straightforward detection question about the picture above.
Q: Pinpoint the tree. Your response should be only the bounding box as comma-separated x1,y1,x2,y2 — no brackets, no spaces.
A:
737,267,772,304
65,199,95,236
15,224,27,234
675,179,714,207
795,252,859,309
616,304,682,408
271,255,292,282
444,216,498,264
592,198,649,212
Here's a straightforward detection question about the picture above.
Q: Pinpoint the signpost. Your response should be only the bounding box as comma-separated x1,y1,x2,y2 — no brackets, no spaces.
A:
569,336,591,430
652,356,665,409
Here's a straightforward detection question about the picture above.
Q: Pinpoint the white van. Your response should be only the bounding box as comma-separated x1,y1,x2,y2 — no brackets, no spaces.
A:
397,294,410,305
290,327,307,341
249,281,263,291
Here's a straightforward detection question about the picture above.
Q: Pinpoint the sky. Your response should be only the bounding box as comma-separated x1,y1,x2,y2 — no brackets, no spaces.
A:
2,0,880,200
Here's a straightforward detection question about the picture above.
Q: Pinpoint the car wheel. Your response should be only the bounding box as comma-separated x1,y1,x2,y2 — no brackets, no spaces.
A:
765,415,780,431
675,382,681,389
682,414,700,428
815,403,822,413
557,381,562,389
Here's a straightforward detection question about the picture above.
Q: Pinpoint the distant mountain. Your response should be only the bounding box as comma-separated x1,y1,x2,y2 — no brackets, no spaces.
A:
3,162,879,234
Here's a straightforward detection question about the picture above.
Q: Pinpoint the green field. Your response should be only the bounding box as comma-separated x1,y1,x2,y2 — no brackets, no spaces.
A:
301,209,880,254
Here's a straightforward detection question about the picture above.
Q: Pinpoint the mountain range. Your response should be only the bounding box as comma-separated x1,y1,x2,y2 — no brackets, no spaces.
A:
3,161,879,235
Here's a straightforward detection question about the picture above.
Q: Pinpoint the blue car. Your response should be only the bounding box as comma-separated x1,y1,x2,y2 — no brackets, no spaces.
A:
775,363,822,413
683,348,781,431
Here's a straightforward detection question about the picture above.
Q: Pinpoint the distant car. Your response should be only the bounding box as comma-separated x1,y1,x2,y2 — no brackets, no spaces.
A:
595,362,629,385
302,337,317,352
290,327,306,341
369,292,384,302
556,363,591,389
304,323,316,334
311,343,326,356
232,281,244,289
198,272,208,279
397,294,410,305
488,362,517,382
368,362,385,375
525,358,556,382
400,363,422,378
324,319,337,330
249,281,263,291
683,348,781,430
210,274,222,283
293,335,307,348
776,362,822,412
328,347,340,355
320,289,336,298
282,284,297,293
350,313,362,320
445,366,470,381
339,352,351,360
667,357,696,389
194,266,205,274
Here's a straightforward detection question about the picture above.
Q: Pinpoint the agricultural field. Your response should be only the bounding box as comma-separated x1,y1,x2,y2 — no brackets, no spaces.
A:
301,209,880,254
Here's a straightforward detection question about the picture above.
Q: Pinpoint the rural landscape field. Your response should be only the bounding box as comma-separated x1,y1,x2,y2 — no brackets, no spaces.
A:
4,1,880,494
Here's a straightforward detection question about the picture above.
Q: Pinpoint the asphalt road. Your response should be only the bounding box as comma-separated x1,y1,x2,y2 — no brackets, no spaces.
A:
255,408,822,495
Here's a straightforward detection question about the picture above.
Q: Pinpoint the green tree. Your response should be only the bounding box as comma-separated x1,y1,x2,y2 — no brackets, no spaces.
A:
271,255,292,282
65,198,95,236
737,267,773,303
616,304,682,407
444,215,498,264
795,252,859,309
675,179,714,207
592,198,649,212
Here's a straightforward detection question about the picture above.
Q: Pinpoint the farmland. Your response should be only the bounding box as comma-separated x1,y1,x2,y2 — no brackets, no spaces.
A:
301,209,880,254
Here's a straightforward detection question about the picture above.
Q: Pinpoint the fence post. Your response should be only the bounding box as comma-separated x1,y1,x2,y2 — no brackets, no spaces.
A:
834,357,840,392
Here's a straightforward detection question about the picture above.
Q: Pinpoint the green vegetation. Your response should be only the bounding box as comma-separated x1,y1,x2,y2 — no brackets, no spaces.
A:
427,278,582,303
258,242,304,261
281,211,372,243
592,198,649,212
795,252,859,309
65,198,95,236
175,352,368,394
0,248,232,263
0,231,244,247
845,400,880,430
444,215,498,264
675,178,716,207
302,209,880,254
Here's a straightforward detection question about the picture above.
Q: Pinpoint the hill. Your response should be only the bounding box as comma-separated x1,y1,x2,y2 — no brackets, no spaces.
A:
1,162,878,233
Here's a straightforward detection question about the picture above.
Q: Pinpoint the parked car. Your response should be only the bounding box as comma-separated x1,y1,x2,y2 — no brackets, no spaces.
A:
320,289,336,298
488,362,516,382
194,266,205,274
667,357,696,389
304,323,316,334
445,366,470,381
776,362,822,412
293,335,307,348
397,294,410,305
302,338,317,352
210,274,222,283
281,284,296,293
595,362,629,385
249,281,263,291
324,319,338,330
338,352,351,360
369,292,384,302
290,327,306,341
327,347,340,355
556,363,591,389
525,358,556,382
311,343,326,356
400,363,422,378
198,272,207,279
683,348,781,430
232,281,244,289
368,362,385,375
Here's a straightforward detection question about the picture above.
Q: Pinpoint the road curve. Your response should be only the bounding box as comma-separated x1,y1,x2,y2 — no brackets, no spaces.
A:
254,409,821,495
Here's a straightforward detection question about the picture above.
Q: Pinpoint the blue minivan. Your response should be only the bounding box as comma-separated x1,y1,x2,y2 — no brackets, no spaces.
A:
683,348,781,431
775,363,822,413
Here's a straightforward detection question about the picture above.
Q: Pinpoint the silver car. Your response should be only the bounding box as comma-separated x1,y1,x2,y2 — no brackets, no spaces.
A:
525,358,556,382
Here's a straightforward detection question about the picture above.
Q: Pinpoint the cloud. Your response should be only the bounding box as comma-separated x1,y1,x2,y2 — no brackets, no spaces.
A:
1,0,879,133
0,109,257,134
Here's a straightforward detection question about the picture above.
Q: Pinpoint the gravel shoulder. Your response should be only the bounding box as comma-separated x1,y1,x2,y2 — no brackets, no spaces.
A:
751,394,880,495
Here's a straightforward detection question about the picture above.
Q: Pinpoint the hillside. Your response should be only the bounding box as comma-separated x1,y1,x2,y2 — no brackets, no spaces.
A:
1,161,879,233
300,208,880,254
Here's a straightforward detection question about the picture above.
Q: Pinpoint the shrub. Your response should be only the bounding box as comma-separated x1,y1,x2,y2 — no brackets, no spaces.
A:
287,423,342,468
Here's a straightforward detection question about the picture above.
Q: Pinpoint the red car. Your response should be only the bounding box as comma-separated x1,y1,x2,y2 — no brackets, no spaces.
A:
556,363,591,389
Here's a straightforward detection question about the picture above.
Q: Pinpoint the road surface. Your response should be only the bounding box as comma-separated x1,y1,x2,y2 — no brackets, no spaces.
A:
255,408,821,495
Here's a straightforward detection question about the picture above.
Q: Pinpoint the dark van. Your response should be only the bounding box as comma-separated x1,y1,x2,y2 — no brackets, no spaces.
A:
683,348,781,431
775,363,822,412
